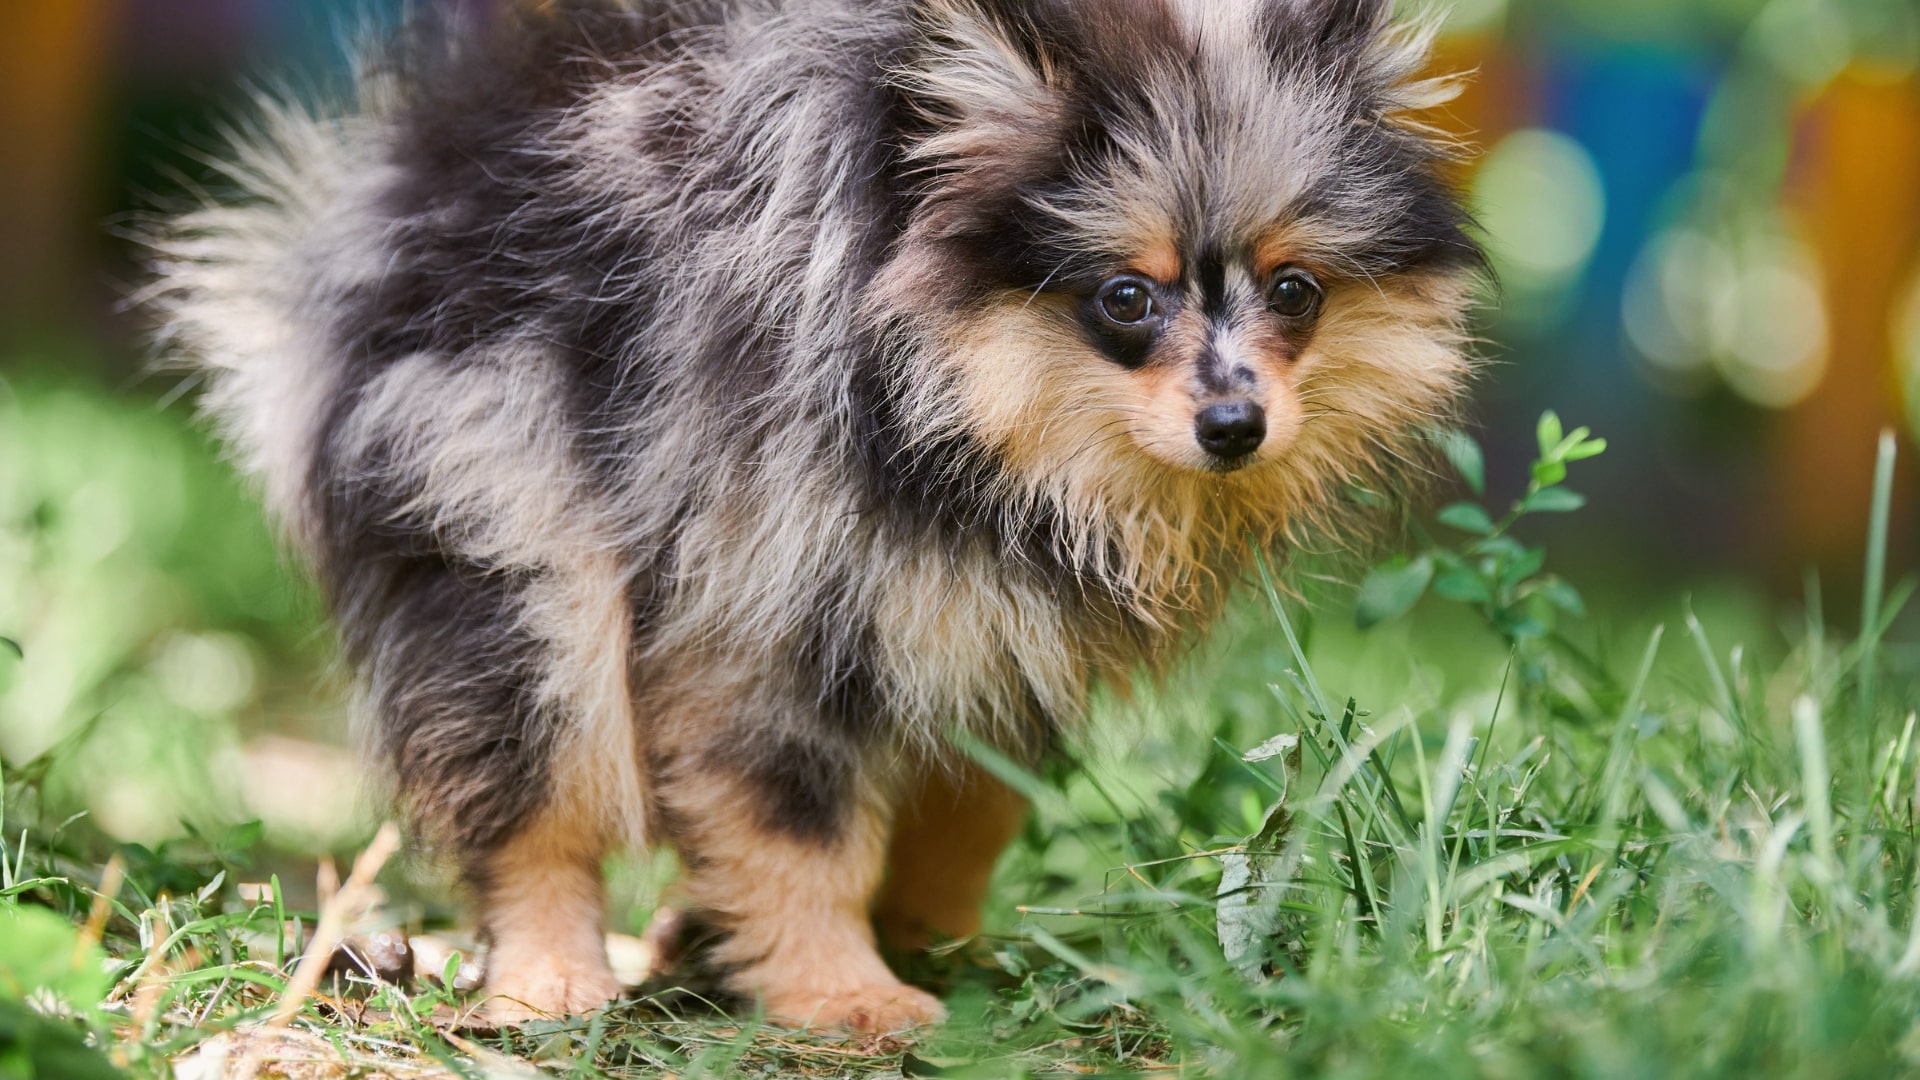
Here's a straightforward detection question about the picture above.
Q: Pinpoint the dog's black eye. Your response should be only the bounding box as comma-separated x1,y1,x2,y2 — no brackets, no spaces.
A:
1268,269,1323,320
1097,278,1155,325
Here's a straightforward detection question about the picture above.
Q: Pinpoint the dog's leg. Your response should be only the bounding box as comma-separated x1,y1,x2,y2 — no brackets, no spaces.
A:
873,762,1027,951
308,356,650,1023
477,806,622,1024
471,548,642,1024
655,749,944,1032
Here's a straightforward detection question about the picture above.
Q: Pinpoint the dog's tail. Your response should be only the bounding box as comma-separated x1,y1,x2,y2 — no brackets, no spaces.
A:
137,73,659,859
138,85,396,555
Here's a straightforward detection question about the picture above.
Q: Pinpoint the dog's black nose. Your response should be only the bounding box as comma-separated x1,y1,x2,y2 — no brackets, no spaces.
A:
1194,401,1266,461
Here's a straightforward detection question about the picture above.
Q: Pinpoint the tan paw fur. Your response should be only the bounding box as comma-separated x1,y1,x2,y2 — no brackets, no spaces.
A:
764,983,947,1033
481,956,622,1025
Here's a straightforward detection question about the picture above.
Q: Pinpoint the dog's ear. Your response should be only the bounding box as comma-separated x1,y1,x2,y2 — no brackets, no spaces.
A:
1258,0,1463,120
1260,0,1393,65
896,0,1074,161
898,0,1190,165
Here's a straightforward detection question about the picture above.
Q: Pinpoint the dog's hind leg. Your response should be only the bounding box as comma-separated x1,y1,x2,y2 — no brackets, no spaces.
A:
650,728,945,1033
873,761,1027,952
476,551,648,1024
317,356,649,1023
474,803,624,1024
333,544,630,1024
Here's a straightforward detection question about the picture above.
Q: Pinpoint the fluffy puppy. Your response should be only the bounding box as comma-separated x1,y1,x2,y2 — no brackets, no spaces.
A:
147,0,1480,1032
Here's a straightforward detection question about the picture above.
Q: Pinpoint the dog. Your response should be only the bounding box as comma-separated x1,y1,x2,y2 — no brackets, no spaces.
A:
146,0,1480,1032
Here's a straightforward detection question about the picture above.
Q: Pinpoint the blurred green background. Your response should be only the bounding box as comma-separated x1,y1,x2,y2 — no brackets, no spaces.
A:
1,0,1917,861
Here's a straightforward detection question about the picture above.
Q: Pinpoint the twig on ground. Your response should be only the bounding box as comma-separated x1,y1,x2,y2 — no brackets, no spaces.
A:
234,823,402,1080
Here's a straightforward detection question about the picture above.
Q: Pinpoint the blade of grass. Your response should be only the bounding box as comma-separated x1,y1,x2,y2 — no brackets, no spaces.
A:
1253,546,1331,723
1334,802,1381,930
1859,430,1896,742
1794,696,1837,888
948,727,1071,817
1592,626,1665,828
1804,568,1828,698
1884,714,1919,821
1406,721,1441,954
1685,600,1748,742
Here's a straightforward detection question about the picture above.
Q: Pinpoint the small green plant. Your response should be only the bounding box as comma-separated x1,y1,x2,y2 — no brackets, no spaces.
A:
1357,411,1607,643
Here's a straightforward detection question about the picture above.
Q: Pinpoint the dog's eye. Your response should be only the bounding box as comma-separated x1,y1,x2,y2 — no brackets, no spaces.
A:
1268,269,1323,320
1097,278,1155,325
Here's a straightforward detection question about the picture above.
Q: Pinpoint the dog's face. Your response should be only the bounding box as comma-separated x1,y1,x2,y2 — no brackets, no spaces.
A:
882,0,1481,525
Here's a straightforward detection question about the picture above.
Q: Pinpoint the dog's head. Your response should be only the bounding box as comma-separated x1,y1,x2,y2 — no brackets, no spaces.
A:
876,0,1481,570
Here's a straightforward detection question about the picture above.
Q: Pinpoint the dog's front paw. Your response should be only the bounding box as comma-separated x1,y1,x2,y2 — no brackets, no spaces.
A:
481,955,622,1025
764,983,946,1033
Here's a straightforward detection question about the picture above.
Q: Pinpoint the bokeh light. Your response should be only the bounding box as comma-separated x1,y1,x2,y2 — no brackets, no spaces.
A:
1751,0,1856,87
1473,129,1608,321
1623,212,1829,408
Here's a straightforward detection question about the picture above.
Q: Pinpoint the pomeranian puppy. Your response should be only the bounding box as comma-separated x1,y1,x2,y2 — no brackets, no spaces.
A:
148,0,1480,1031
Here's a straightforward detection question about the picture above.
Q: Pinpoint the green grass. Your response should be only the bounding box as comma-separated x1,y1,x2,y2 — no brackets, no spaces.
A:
3,374,1918,1078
